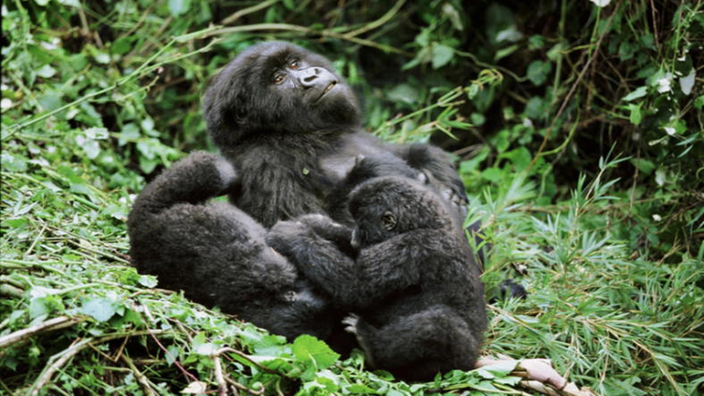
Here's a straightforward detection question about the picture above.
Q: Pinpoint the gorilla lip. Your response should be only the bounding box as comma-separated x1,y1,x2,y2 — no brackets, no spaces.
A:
316,81,337,103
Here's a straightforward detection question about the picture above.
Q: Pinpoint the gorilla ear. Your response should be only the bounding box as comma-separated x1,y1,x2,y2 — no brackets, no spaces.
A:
203,65,249,148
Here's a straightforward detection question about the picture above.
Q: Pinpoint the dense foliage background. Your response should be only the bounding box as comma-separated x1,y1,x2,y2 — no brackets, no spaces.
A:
1,1,702,395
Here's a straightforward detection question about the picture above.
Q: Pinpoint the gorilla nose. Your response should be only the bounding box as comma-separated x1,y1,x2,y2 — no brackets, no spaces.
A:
298,67,322,87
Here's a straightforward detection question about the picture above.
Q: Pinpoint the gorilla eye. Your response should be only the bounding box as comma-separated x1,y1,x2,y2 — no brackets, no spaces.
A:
381,211,397,231
273,74,286,84
289,60,300,69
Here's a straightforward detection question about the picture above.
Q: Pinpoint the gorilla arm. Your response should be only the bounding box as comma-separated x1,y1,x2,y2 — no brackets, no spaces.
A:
267,220,434,310
266,218,357,304
347,232,431,306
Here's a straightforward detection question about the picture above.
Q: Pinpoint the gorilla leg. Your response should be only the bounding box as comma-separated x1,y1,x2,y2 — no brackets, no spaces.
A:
128,151,237,220
354,306,482,382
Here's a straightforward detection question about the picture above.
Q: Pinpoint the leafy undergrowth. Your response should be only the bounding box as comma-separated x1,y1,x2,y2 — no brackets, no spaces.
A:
2,142,702,395
2,0,703,395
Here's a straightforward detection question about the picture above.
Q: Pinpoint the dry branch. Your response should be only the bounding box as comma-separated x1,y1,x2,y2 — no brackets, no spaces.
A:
0,316,81,349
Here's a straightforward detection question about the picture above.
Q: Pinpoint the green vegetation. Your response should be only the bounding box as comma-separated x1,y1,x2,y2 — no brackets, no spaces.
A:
1,1,702,395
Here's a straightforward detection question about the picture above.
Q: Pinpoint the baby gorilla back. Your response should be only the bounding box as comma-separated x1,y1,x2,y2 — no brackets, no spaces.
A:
348,177,487,381
272,176,488,381
127,152,333,341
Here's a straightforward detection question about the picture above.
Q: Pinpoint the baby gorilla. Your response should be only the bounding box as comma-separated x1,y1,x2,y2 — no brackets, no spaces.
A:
267,176,487,381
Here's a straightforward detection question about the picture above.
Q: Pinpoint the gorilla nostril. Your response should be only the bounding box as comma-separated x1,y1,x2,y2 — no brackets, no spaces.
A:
304,75,317,83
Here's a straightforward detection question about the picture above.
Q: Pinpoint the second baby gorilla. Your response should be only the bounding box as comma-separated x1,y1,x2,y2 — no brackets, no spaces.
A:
128,152,335,341
267,177,487,381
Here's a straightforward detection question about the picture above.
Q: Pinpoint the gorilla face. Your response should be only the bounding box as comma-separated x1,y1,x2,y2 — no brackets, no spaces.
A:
204,42,361,148
348,177,452,248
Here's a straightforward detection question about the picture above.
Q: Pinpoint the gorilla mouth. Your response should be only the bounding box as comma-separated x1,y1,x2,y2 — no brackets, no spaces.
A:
316,81,337,103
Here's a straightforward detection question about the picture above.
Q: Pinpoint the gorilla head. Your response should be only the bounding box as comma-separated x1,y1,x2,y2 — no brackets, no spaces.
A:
204,41,361,148
348,176,453,248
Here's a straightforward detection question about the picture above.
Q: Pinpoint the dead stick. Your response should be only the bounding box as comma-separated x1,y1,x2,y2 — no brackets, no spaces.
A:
122,354,158,396
0,316,81,349
213,354,228,396
216,347,277,374
27,330,167,396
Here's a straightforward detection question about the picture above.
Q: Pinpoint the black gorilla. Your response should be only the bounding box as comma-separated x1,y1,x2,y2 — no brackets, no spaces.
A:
127,152,334,341
202,41,468,228
266,177,487,381
128,42,471,343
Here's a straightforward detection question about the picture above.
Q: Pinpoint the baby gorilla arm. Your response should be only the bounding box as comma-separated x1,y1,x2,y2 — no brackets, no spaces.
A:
348,232,430,306
268,221,432,310
266,216,358,306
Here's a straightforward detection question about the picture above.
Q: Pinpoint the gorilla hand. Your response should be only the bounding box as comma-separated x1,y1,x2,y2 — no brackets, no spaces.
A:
266,220,314,258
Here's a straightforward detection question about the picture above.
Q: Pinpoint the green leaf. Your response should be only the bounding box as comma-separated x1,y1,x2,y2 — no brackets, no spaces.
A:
348,384,378,394
388,84,419,106
36,65,56,78
431,44,454,69
58,166,91,196
628,103,643,125
481,167,503,182
494,44,519,62
80,297,116,322
138,275,158,288
168,0,192,16
679,68,695,95
622,86,648,102
526,60,552,86
111,36,135,55
694,95,704,109
56,0,80,7
470,113,486,126
1,153,28,172
631,158,655,175
292,335,339,370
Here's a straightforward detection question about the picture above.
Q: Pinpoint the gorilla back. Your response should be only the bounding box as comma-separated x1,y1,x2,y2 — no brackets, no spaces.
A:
127,152,333,341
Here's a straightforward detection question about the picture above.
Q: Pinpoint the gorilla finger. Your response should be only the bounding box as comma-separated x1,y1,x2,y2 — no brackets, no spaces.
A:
416,171,428,184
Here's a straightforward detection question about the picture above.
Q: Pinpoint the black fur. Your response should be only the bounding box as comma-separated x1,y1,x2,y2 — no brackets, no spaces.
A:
202,41,469,228
266,177,487,381
127,152,334,341
128,42,473,343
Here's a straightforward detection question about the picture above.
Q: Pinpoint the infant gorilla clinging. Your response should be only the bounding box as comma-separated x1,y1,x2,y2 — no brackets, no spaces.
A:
266,176,487,381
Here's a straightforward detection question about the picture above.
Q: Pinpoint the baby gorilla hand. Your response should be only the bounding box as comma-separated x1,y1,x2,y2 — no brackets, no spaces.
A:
265,220,314,257
296,214,353,244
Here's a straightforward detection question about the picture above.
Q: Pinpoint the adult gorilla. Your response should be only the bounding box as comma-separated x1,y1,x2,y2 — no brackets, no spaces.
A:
203,41,468,228
128,42,470,344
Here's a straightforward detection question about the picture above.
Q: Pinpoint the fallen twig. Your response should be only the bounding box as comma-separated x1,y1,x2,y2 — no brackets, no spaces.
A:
475,357,601,396
0,316,82,349
122,353,158,396
213,353,228,396
215,347,278,375
27,330,168,396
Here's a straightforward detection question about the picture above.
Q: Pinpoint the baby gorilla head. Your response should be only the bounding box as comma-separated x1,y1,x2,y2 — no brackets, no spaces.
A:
348,176,453,248
203,41,361,148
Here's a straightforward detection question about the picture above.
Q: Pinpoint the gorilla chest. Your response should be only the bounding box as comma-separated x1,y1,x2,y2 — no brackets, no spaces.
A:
317,134,391,183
